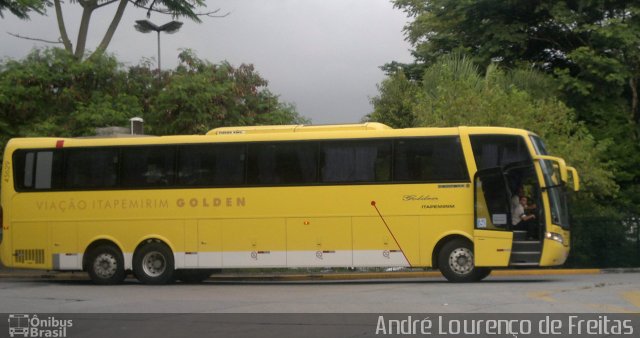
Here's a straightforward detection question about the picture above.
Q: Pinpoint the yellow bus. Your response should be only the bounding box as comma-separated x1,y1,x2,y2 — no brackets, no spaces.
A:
0,123,579,284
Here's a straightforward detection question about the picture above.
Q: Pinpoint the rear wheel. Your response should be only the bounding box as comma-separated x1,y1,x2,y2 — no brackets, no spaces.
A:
87,245,126,285
438,239,486,283
133,241,175,285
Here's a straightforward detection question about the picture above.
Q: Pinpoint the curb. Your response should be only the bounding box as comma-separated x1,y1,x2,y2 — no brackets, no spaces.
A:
0,268,611,282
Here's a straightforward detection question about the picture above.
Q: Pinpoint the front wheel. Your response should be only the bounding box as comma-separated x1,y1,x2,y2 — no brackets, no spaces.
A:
438,239,486,283
133,241,175,285
475,267,492,281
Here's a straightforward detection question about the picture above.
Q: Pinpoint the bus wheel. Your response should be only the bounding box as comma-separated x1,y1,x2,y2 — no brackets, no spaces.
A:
438,239,479,283
87,245,126,285
133,242,175,285
175,269,212,283
475,267,492,281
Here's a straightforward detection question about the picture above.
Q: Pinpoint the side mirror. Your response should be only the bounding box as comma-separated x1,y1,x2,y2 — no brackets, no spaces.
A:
533,155,568,183
567,166,580,192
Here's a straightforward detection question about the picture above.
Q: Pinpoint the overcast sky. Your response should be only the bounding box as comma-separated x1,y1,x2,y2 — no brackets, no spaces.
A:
0,0,412,124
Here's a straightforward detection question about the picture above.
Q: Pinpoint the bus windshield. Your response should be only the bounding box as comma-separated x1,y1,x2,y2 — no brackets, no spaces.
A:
530,135,570,229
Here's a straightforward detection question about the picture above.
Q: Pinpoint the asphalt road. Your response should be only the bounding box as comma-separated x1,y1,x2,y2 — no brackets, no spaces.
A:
0,272,639,313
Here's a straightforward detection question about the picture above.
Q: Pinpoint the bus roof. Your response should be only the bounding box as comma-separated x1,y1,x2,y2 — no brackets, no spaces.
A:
207,122,392,135
3,124,534,151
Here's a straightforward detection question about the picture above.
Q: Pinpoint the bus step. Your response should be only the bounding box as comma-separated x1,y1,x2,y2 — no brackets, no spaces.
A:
511,241,541,252
512,230,528,240
509,251,541,265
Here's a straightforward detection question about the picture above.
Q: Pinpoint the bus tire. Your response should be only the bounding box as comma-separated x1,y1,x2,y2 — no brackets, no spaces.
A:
87,245,126,285
133,241,175,285
475,267,492,281
438,239,482,283
175,269,212,283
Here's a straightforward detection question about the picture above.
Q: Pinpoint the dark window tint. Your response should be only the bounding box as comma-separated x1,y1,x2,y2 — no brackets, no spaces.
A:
121,146,175,187
178,144,245,186
247,142,317,184
470,135,531,170
320,141,391,183
66,148,118,189
13,150,63,190
394,137,469,182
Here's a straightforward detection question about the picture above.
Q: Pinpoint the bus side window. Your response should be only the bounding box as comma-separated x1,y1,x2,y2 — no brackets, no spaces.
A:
178,144,245,186
13,150,63,191
247,142,317,185
66,148,118,189
23,152,35,188
394,137,468,183
470,135,531,170
34,151,54,189
121,146,175,187
320,140,391,183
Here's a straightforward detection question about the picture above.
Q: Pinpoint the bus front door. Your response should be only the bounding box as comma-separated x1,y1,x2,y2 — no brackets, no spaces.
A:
473,168,513,267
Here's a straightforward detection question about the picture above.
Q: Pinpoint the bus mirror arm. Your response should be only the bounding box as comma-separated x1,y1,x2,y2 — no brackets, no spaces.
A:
533,155,568,184
567,166,580,192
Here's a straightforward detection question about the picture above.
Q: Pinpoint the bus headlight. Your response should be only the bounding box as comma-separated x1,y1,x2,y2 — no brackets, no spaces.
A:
545,232,564,244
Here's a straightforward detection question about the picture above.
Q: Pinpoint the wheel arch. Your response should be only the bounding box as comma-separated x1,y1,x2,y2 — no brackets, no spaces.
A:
431,232,473,269
82,238,124,272
133,236,176,257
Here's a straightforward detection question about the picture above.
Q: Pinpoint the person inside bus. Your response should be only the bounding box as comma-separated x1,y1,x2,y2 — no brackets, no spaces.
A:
511,185,538,221
511,186,524,209
511,195,537,239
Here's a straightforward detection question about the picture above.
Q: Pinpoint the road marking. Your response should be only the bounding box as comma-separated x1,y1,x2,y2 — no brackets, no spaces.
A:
492,269,600,276
528,291,556,303
621,291,640,309
586,303,634,313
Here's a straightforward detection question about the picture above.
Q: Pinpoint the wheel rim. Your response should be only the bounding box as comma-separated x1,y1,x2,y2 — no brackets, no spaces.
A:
93,253,118,279
142,251,167,277
448,247,474,275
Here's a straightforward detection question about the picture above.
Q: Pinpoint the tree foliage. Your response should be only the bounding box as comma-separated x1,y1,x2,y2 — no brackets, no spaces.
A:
0,48,306,157
58,0,214,60
0,0,48,19
370,54,616,200
4,0,218,61
0,48,138,146
367,71,418,128
148,49,309,135
389,0,640,214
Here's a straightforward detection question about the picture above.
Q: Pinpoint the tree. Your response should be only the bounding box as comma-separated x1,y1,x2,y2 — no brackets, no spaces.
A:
370,54,616,198
367,70,418,128
6,0,222,60
0,48,307,158
0,0,48,19
147,50,308,135
0,48,141,151
369,54,638,267
59,0,222,60
390,0,640,214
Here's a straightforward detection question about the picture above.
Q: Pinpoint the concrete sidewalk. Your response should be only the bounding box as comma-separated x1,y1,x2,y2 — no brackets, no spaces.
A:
0,267,618,282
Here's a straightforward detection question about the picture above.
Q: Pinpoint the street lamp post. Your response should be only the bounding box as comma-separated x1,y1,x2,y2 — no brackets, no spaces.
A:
134,20,183,74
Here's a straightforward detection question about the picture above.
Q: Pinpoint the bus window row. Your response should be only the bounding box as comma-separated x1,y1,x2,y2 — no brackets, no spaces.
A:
13,137,469,191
